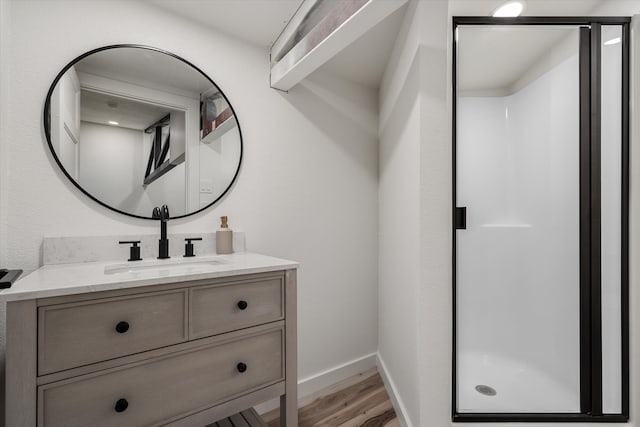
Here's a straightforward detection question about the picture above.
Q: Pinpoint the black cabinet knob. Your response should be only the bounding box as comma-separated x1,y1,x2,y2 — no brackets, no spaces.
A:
114,398,129,413
115,321,130,334
237,362,247,373
237,300,248,310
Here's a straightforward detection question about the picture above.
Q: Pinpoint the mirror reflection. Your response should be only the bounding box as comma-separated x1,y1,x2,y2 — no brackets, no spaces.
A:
45,45,242,219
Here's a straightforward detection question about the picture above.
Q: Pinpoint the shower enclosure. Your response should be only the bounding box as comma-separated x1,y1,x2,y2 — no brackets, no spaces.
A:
453,17,629,422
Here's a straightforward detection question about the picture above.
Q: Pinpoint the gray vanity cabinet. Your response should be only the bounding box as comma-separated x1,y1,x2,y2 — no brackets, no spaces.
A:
5,270,297,427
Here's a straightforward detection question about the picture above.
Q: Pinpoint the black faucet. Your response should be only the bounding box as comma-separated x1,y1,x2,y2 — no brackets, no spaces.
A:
152,205,170,259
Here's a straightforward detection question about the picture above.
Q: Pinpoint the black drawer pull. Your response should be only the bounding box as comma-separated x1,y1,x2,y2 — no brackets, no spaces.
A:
237,300,248,310
237,362,247,373
114,398,129,413
115,321,130,334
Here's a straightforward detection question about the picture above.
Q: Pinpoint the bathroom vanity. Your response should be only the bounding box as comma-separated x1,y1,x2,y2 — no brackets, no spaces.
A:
1,253,298,427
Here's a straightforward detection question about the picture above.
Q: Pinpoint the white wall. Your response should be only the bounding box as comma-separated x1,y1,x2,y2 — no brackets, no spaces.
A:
79,121,192,218
79,122,143,212
0,0,9,266
0,0,378,409
199,127,242,209
50,68,80,180
378,1,450,426
378,2,422,425
416,1,451,425
0,0,10,421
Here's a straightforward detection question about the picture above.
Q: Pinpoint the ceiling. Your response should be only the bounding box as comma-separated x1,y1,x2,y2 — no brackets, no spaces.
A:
449,0,603,16
75,47,219,131
81,90,174,131
457,26,577,94
144,0,303,47
76,47,216,96
141,0,639,90
453,0,640,94
318,4,408,88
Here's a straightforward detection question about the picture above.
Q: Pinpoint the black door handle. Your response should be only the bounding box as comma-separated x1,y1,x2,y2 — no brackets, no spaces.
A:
455,207,467,230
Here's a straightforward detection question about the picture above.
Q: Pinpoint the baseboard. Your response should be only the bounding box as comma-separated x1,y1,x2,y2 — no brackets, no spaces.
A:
376,353,412,427
255,351,377,415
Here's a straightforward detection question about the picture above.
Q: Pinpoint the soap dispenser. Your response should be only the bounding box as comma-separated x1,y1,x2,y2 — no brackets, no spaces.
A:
216,216,233,254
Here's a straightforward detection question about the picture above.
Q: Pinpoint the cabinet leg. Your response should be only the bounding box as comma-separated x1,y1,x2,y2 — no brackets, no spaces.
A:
6,300,37,426
280,392,297,427
281,269,298,426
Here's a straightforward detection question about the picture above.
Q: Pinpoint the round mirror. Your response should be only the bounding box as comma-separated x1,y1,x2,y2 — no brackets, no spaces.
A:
44,45,242,220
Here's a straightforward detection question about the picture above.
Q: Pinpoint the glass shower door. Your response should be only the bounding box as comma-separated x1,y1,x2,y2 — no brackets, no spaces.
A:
455,25,582,413
453,19,630,421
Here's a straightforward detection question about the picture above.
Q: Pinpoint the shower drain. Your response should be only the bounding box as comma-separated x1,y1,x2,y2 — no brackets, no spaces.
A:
475,385,497,396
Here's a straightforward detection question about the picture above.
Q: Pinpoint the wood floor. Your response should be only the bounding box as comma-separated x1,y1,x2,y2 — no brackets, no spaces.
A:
261,368,398,427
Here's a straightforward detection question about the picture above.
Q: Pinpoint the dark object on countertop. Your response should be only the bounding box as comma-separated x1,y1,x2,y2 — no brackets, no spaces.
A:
184,237,203,257
0,269,23,289
119,241,142,261
152,204,171,259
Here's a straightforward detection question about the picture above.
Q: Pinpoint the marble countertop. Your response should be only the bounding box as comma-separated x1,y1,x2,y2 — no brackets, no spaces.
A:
0,252,298,302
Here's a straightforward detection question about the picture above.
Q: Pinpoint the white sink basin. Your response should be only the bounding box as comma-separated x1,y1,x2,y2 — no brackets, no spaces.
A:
104,257,226,275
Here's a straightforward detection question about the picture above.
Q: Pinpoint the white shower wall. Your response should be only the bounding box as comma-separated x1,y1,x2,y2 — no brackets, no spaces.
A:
457,54,582,412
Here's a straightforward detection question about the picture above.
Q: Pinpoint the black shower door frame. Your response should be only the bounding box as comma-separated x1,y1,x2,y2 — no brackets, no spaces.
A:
452,16,630,423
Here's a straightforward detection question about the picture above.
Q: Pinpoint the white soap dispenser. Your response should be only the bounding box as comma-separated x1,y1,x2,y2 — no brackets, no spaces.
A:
216,216,233,254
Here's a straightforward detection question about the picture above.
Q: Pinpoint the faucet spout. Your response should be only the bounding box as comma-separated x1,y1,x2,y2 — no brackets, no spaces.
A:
160,219,167,240
158,220,169,259
153,205,171,259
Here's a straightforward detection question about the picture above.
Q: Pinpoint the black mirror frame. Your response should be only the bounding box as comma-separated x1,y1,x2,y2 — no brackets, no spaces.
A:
43,44,243,220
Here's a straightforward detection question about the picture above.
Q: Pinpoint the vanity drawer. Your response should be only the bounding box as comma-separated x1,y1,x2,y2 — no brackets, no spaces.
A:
39,326,284,427
190,276,284,339
38,290,187,375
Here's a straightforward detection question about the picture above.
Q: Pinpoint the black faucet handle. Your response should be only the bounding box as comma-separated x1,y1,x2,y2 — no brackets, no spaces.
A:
184,237,203,258
119,241,142,262
152,207,161,219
